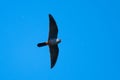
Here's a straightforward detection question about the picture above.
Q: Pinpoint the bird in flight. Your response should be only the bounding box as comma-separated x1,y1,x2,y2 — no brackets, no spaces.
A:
37,14,61,69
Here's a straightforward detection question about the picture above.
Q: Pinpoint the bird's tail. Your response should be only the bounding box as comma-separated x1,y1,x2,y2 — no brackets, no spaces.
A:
37,42,47,47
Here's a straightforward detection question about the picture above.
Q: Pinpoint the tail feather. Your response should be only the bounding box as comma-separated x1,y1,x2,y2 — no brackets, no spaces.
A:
37,42,47,47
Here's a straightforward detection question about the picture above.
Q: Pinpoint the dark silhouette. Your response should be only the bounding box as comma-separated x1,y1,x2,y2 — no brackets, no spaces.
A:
37,14,61,69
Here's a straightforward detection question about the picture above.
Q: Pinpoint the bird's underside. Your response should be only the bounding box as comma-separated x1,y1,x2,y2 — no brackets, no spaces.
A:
37,14,60,69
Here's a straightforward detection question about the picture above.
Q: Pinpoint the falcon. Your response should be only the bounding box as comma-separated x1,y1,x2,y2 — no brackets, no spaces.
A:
37,14,61,69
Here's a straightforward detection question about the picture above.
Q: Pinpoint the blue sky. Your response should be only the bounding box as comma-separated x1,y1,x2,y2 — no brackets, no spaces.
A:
0,0,120,80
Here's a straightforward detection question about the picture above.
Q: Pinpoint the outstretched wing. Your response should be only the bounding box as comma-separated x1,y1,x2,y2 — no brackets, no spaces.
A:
48,14,58,40
49,45,59,68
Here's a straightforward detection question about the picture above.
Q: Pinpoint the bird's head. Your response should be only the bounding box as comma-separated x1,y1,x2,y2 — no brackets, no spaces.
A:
56,39,61,44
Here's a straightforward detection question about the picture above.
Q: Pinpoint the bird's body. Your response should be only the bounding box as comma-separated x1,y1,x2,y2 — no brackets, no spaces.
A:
48,38,61,45
37,14,61,69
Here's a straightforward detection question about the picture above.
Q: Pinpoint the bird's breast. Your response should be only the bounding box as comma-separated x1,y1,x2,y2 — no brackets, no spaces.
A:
48,39,61,45
48,39,57,45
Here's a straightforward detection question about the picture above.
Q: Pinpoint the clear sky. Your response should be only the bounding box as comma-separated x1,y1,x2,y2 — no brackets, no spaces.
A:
0,0,120,80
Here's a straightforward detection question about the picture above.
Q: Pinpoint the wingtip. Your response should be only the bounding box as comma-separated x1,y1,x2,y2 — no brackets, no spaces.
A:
49,14,52,17
50,62,56,69
51,65,54,69
49,14,54,18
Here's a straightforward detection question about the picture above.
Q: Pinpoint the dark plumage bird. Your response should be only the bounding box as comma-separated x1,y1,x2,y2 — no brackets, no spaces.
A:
37,14,61,69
